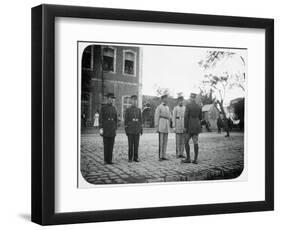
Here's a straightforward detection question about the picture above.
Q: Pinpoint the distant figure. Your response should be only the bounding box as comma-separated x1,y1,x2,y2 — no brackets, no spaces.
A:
155,94,170,161
228,117,233,131
124,95,143,162
172,95,186,158
182,93,202,164
93,110,99,128
205,120,211,132
201,119,211,132
82,112,87,127
217,113,223,134
99,93,118,164
223,115,230,138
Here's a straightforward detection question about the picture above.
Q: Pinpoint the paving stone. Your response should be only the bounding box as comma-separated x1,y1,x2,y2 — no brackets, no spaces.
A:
80,132,244,185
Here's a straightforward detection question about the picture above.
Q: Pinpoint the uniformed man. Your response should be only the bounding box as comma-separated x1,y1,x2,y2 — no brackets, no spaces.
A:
155,94,170,161
172,95,186,158
182,93,202,164
124,95,143,162
217,113,223,134
99,93,118,164
223,115,231,137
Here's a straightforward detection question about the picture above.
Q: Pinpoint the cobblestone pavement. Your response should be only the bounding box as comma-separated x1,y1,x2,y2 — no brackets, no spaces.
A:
80,132,244,185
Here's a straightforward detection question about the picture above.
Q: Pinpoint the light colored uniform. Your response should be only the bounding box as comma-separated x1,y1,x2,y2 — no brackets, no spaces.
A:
154,103,170,158
172,105,185,156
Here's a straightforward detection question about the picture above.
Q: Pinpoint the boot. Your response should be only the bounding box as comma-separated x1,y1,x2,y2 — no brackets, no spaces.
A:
182,143,191,163
193,144,199,164
225,130,230,137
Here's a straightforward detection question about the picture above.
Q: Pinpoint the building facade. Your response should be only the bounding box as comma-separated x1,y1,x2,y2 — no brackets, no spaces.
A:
81,44,143,126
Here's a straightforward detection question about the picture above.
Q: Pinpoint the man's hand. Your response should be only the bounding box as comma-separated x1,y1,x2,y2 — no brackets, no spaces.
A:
155,126,159,133
124,127,128,136
99,128,103,136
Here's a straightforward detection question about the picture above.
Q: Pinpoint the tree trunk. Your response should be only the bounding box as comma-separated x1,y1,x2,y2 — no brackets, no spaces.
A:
217,100,226,119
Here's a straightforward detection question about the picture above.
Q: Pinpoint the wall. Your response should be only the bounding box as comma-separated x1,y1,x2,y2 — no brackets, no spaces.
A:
100,46,141,116
0,0,279,229
82,45,140,122
102,46,140,84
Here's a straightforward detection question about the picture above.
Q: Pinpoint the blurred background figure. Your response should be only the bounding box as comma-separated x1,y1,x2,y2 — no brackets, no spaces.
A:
223,115,230,137
82,112,87,127
93,110,99,128
217,113,223,134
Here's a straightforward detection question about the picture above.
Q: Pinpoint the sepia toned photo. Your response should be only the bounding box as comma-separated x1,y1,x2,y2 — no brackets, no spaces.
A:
78,42,246,186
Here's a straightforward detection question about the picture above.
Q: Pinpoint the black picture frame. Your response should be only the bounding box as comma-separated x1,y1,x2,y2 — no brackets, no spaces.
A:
31,4,274,225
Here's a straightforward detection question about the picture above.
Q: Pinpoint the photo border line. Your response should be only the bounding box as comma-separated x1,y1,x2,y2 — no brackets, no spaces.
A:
77,40,247,188
77,40,248,50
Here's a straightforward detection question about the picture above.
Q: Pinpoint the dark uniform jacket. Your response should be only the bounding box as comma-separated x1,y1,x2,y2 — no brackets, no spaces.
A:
184,102,202,135
99,103,118,137
217,117,223,128
124,105,143,135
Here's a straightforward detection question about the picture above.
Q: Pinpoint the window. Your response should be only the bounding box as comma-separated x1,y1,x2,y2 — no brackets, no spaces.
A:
102,47,116,72
123,50,136,75
82,46,93,70
122,96,131,121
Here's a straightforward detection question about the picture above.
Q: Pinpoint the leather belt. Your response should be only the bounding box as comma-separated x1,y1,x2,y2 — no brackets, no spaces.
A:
160,116,169,120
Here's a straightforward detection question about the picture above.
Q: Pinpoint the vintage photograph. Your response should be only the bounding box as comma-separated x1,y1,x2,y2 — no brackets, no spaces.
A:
79,42,246,185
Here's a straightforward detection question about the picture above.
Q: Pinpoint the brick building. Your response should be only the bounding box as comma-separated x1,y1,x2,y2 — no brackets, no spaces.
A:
81,44,143,126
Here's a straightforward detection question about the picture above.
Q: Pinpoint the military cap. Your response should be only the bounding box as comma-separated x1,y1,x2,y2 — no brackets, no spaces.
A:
105,92,116,98
177,95,184,100
161,94,168,99
190,93,197,99
130,95,138,99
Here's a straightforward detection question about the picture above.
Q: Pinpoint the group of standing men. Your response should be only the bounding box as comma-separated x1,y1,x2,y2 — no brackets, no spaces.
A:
99,93,143,164
98,92,202,165
155,93,202,164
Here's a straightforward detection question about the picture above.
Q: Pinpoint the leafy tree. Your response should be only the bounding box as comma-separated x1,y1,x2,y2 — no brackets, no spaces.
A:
155,86,174,97
199,88,216,105
198,51,235,69
198,51,245,118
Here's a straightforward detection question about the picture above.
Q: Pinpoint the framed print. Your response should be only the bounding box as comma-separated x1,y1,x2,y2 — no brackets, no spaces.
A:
31,4,274,225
